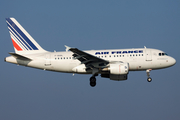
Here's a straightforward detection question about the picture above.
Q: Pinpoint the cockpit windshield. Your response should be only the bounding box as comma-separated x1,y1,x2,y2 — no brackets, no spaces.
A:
159,53,168,56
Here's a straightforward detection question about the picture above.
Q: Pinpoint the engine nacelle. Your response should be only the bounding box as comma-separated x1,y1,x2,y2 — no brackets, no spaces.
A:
109,62,129,75
101,73,128,81
110,74,127,81
101,62,129,81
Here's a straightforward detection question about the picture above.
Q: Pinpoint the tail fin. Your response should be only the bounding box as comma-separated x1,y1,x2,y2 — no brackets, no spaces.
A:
6,18,46,54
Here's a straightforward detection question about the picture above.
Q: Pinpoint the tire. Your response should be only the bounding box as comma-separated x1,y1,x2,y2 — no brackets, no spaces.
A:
147,77,152,82
90,77,96,87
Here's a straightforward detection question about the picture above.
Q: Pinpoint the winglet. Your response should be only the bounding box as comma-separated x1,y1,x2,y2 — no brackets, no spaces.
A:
65,45,71,52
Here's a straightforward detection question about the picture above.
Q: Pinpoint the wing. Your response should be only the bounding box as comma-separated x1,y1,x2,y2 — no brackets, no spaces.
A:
65,45,109,69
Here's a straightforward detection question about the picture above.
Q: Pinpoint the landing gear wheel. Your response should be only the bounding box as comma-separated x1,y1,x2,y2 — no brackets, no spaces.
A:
147,77,152,82
90,77,96,87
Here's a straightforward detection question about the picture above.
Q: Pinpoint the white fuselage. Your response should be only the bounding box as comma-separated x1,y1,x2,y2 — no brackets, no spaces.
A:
5,48,176,74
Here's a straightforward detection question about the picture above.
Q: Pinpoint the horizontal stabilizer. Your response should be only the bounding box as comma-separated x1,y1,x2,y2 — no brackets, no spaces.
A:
9,52,32,60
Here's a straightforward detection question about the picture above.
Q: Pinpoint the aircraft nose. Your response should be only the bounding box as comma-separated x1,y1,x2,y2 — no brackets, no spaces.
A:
170,57,176,66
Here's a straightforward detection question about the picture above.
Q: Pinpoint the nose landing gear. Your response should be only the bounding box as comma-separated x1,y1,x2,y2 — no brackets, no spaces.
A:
146,69,152,82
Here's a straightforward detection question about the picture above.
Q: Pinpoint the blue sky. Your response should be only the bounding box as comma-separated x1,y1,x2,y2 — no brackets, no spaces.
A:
0,0,180,120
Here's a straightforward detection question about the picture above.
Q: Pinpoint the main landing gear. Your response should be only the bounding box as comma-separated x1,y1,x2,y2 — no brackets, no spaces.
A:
90,76,96,87
146,69,152,82
90,68,99,87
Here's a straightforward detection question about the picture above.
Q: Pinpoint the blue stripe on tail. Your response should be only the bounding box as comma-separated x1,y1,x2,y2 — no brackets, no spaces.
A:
6,18,38,50
7,23,29,50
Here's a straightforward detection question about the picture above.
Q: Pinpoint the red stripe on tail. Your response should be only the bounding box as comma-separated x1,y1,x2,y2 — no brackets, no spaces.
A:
11,38,22,51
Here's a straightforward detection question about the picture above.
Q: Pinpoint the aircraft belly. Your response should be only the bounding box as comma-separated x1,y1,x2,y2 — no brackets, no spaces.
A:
50,60,78,73
129,62,145,71
27,60,45,69
128,58,144,71
128,58,154,71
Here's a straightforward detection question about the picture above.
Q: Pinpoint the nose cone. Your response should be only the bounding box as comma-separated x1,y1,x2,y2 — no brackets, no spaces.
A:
169,57,176,66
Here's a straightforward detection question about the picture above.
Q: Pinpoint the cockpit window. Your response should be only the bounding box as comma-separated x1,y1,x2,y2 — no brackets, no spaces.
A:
159,53,168,56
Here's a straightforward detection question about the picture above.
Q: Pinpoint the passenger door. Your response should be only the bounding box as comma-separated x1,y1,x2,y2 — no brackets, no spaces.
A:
145,49,152,61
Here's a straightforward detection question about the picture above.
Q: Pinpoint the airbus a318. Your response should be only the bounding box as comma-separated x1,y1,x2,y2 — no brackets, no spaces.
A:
5,18,176,87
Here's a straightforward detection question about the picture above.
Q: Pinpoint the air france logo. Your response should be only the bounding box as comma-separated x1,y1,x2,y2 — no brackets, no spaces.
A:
95,50,143,55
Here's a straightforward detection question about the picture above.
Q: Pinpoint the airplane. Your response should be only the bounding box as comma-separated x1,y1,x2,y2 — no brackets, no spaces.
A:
4,17,176,87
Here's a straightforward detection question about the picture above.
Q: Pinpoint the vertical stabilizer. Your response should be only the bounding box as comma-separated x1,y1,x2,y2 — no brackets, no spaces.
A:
6,18,46,54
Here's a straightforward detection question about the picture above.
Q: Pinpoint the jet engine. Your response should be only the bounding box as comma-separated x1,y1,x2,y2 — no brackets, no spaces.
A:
101,62,129,81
